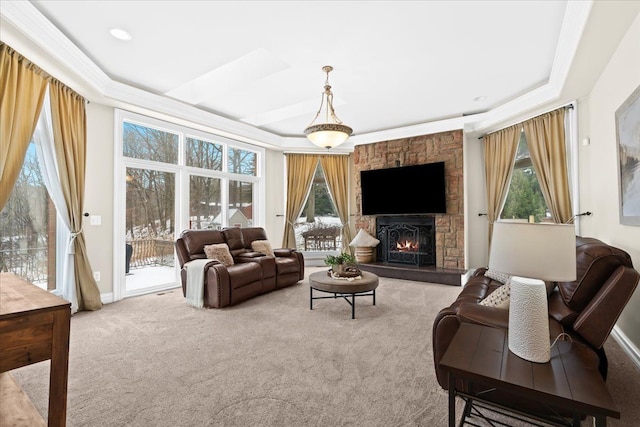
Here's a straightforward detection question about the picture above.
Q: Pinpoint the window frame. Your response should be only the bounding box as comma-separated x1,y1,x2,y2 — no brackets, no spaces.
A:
113,109,265,301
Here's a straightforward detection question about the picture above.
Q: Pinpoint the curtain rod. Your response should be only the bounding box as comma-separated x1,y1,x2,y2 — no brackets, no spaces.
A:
477,103,574,140
283,151,351,156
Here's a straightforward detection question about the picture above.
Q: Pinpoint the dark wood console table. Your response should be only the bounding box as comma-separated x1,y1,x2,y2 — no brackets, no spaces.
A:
440,323,620,427
0,273,71,426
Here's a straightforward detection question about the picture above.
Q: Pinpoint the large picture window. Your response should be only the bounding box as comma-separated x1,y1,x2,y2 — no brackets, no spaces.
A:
294,163,340,252
0,142,57,290
116,110,264,298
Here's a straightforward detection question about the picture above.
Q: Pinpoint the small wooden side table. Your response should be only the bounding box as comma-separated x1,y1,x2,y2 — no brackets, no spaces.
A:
0,273,71,427
440,323,620,427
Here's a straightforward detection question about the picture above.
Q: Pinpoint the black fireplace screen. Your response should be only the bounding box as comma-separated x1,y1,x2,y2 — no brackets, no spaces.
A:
376,216,435,267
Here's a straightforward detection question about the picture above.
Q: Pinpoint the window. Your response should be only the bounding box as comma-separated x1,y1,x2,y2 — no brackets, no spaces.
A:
116,110,263,297
186,137,222,170
123,122,179,163
501,131,550,222
294,163,340,252
228,148,256,175
0,142,56,290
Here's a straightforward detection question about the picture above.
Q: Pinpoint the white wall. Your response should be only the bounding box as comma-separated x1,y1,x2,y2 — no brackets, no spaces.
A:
84,103,115,297
264,149,286,246
579,13,640,348
463,133,489,269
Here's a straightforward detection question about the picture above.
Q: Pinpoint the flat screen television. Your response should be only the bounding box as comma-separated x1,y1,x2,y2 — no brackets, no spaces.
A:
360,162,446,215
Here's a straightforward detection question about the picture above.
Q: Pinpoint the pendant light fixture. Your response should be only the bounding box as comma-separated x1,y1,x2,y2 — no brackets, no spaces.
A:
304,65,353,149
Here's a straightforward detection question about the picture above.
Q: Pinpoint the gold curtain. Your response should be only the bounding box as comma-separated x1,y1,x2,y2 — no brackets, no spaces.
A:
0,43,48,209
319,155,353,254
484,125,520,248
282,154,319,248
523,108,572,223
50,80,102,311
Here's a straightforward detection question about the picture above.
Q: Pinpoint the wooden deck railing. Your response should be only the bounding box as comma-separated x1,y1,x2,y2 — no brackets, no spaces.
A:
128,239,175,268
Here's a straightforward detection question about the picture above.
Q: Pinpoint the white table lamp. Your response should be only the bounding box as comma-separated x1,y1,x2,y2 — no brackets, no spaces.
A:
488,222,576,363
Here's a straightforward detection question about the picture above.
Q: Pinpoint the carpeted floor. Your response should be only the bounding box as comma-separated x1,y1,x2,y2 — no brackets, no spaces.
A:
12,268,640,426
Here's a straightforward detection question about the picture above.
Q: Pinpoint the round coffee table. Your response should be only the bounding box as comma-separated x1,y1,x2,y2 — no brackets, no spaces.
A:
309,270,379,319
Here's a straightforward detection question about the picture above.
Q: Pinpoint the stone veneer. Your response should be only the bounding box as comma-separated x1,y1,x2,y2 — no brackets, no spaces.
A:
353,129,464,269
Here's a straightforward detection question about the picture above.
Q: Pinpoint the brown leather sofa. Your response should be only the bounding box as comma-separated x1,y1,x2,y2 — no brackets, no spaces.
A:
175,227,304,308
433,236,639,395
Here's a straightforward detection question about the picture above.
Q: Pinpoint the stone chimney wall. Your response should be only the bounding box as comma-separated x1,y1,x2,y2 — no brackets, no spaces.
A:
353,130,464,269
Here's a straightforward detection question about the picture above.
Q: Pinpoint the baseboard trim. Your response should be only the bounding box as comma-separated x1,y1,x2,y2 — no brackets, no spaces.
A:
611,326,640,371
100,292,114,304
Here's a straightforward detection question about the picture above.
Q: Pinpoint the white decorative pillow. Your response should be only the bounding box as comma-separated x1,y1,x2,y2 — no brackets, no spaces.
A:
251,240,275,257
485,269,511,285
479,282,511,309
203,243,234,267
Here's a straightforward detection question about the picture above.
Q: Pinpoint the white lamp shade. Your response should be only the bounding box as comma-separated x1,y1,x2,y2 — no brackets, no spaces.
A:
489,222,576,282
489,221,577,363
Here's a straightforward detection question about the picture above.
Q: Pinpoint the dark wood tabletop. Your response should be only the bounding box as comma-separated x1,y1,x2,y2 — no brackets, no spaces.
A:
440,323,619,426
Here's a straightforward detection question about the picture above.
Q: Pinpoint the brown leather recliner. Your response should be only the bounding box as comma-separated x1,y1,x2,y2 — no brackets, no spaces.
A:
175,228,304,308
224,227,305,289
433,236,639,391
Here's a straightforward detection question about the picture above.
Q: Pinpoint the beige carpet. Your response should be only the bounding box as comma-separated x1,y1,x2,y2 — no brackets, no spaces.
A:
12,268,640,426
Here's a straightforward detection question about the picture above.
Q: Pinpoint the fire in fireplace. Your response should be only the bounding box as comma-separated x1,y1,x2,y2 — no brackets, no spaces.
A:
376,216,435,267
396,240,420,252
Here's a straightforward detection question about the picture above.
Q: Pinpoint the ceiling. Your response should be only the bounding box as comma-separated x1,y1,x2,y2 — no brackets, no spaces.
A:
2,1,596,148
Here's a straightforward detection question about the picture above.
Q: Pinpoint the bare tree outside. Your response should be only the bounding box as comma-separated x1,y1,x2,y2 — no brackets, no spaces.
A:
187,138,223,229
227,148,256,227
123,122,178,269
0,143,55,288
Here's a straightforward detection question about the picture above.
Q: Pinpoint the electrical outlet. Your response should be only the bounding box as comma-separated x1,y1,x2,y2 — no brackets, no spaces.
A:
93,271,101,282
90,215,102,226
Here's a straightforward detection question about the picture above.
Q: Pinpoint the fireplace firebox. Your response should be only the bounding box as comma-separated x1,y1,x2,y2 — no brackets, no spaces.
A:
376,216,435,267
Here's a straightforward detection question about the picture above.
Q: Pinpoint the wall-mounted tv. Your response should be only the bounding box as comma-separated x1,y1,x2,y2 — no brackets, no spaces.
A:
360,162,446,215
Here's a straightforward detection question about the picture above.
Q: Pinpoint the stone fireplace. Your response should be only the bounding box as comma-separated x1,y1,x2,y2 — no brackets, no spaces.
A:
353,129,465,270
376,216,435,267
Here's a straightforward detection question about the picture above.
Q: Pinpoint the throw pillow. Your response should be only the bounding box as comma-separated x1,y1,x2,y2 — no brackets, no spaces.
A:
203,243,234,267
485,268,511,285
251,240,275,257
479,281,511,309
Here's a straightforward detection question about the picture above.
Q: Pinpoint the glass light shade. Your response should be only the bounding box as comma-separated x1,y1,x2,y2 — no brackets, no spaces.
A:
304,124,353,149
304,66,352,149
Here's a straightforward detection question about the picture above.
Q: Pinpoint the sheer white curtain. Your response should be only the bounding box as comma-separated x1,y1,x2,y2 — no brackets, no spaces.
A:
32,87,78,312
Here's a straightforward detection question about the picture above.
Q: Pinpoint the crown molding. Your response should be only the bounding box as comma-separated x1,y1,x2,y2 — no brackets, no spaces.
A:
1,0,593,150
0,0,110,92
465,0,592,134
104,80,284,149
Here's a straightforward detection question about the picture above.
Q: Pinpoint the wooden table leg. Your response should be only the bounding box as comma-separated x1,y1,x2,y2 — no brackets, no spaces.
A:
49,308,70,427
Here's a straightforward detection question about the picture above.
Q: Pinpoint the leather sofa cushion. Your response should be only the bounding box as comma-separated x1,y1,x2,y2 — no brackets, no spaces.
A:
223,227,245,255
182,230,225,257
276,257,299,275
556,237,634,312
227,263,262,288
241,227,269,248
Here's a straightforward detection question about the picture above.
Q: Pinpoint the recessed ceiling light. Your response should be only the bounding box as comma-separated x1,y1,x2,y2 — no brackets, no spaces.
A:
110,28,132,41
473,96,487,102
